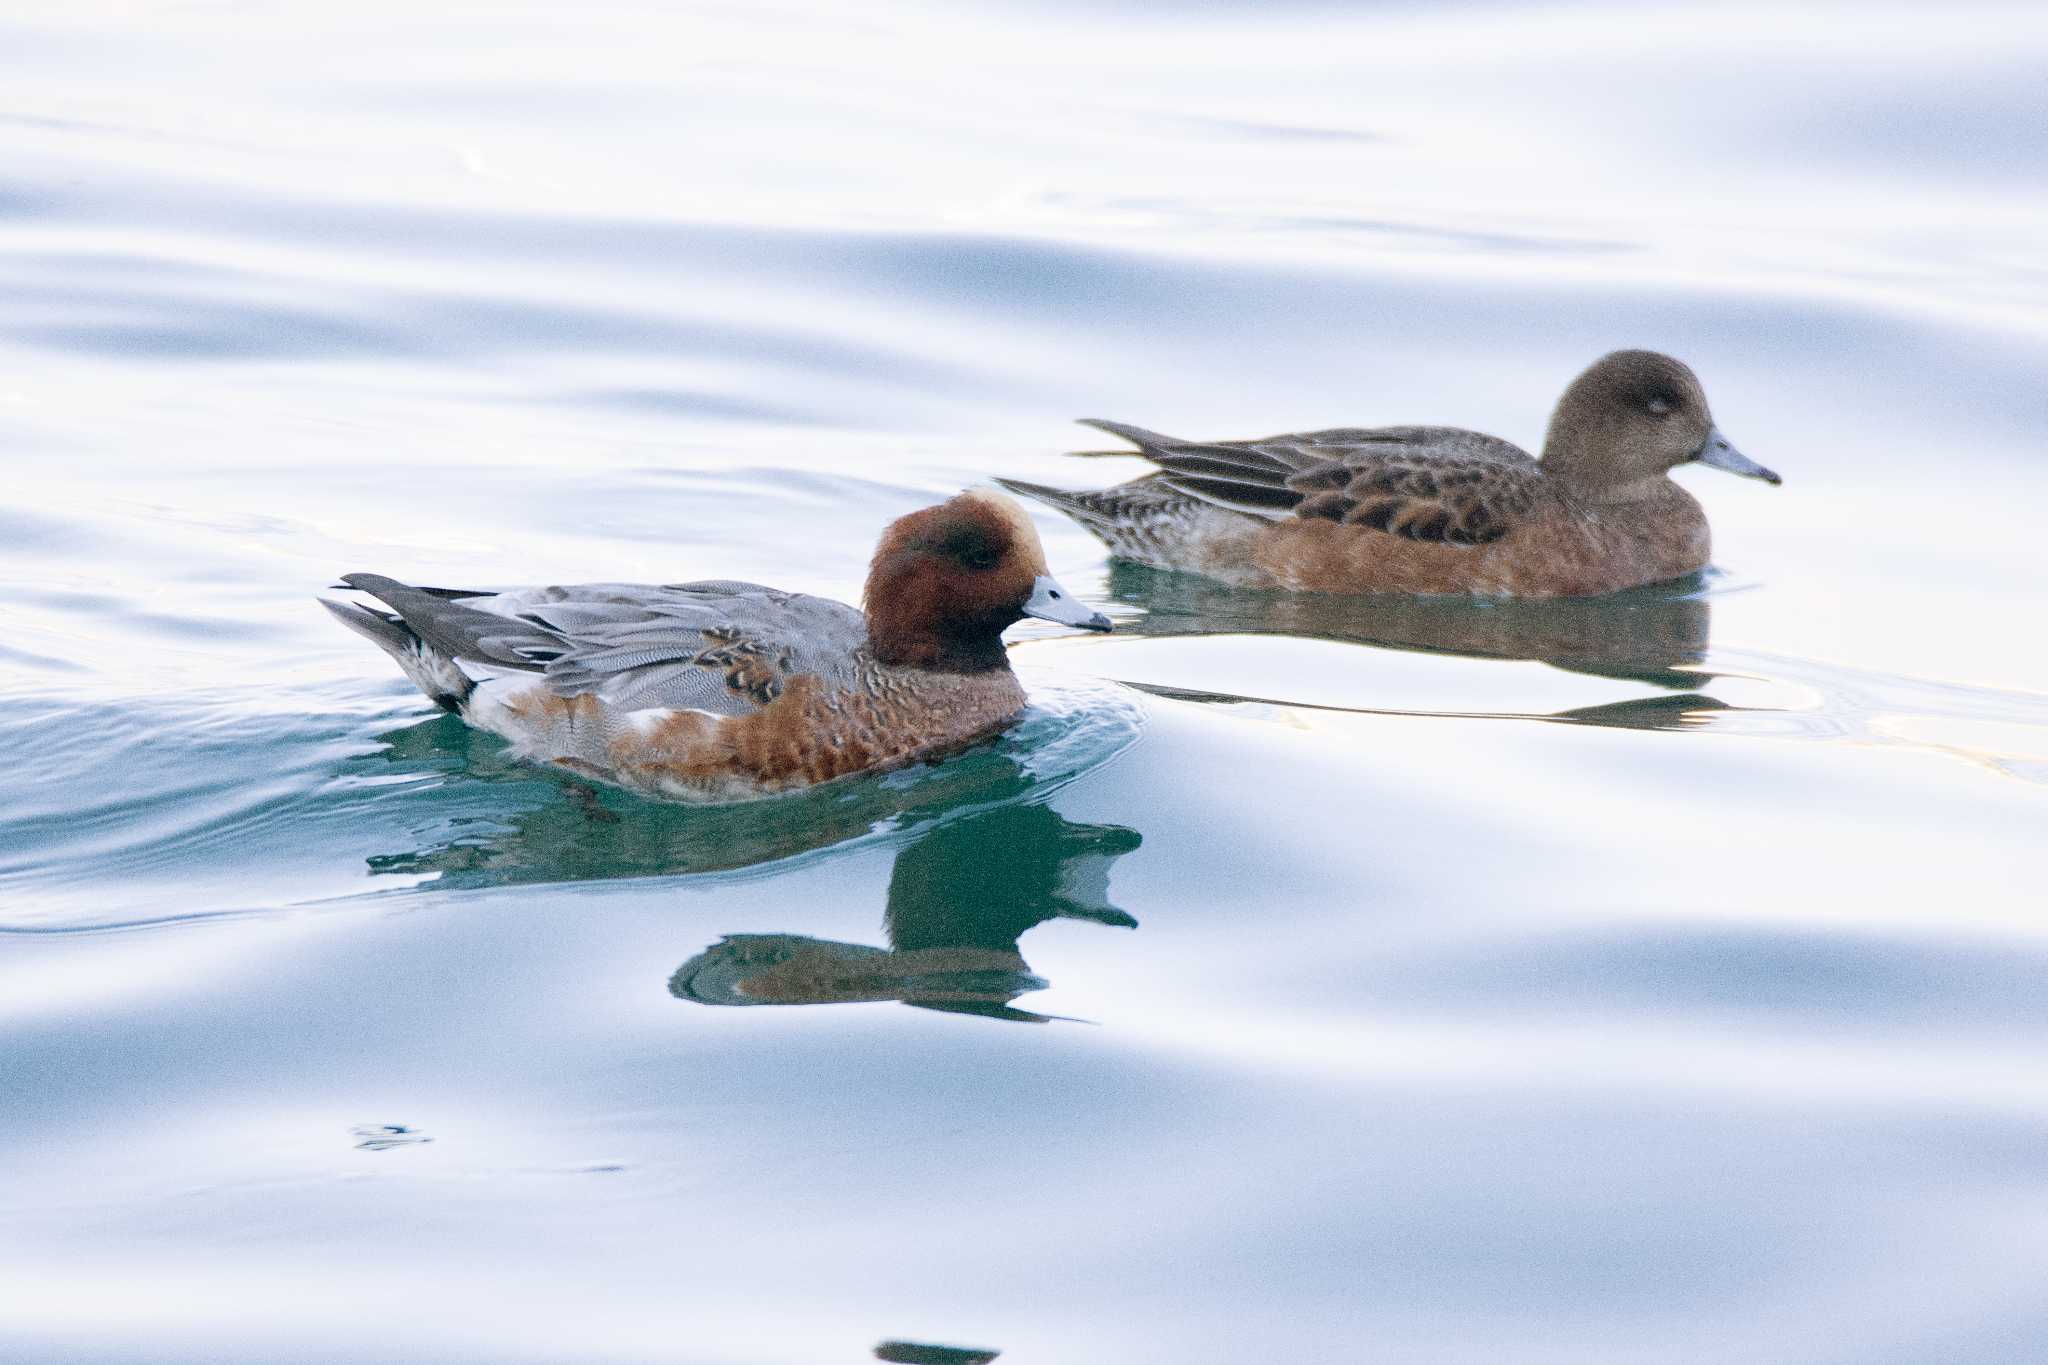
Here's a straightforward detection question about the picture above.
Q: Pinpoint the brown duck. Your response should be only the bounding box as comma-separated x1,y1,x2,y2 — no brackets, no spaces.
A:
998,350,1780,598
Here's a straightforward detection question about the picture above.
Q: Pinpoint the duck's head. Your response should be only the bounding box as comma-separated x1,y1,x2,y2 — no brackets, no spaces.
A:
865,488,1110,671
1541,350,1780,501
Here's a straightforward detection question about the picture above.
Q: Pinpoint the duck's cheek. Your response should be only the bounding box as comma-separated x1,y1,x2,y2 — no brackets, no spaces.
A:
945,571,1022,620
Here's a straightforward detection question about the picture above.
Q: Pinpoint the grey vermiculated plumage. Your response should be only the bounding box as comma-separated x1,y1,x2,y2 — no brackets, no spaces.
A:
318,596,477,712
338,575,872,717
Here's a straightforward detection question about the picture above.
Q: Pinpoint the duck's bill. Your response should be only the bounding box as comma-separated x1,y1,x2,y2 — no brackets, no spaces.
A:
1695,427,1781,485
1023,574,1112,631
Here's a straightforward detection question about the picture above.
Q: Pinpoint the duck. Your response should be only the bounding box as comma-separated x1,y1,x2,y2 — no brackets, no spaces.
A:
996,350,1780,598
320,489,1111,803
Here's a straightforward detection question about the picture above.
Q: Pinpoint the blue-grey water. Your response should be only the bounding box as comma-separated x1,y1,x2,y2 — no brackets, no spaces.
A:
4,3,2047,1362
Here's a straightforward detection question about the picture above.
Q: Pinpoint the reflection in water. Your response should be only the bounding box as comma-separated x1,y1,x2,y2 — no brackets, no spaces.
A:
1123,679,1736,736
1103,561,1715,689
1094,560,1763,737
361,714,1037,885
671,802,1141,1024
1549,693,1733,732
354,677,1144,890
874,1342,1000,1365
1095,565,2048,774
350,1124,432,1152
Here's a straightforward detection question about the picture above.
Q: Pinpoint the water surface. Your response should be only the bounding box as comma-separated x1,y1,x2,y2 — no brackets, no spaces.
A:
4,3,2047,1362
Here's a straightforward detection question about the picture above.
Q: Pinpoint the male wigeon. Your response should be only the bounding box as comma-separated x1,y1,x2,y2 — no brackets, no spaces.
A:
321,489,1110,803
997,350,1780,598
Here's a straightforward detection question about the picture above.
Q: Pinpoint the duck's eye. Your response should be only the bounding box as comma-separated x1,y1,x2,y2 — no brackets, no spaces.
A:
937,524,1003,571
1646,394,1674,417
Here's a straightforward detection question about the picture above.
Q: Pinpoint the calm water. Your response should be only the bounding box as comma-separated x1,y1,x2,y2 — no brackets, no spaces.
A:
4,3,2048,1362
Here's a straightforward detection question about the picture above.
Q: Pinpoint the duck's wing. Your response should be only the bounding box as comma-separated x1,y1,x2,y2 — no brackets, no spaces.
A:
1074,421,1543,546
339,575,868,715
1281,427,1544,545
1068,421,1313,517
1071,418,1336,475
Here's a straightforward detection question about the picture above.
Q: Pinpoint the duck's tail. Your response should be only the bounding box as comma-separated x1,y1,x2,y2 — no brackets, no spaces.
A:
995,474,1248,572
996,473,1211,526
1067,417,1193,459
990,476,1136,533
320,597,476,715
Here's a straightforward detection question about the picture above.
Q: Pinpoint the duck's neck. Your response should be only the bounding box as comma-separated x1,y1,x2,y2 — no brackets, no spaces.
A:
1580,473,1680,507
866,611,1016,673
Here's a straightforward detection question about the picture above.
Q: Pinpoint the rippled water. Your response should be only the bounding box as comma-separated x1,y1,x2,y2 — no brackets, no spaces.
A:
4,3,2047,1362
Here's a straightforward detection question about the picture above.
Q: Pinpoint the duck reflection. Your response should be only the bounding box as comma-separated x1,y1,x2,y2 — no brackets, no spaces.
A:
1102,560,1715,690
670,802,1140,1024
874,1342,999,1364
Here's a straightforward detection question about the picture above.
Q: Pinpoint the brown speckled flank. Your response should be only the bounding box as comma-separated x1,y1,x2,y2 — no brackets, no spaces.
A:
485,666,1027,803
321,489,1104,803
1000,350,1781,599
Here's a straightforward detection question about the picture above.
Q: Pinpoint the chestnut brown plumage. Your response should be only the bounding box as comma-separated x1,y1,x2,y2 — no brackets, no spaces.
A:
863,491,1049,671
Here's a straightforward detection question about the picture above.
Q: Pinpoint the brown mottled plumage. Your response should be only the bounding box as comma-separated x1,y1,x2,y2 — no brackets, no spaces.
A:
320,489,1110,803
998,350,1781,598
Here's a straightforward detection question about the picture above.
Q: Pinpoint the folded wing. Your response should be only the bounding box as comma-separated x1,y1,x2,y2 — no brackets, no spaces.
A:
1074,420,1543,546
339,575,868,715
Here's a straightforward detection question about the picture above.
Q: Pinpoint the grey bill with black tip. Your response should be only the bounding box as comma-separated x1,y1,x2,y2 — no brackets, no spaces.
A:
1695,426,1781,485
1023,574,1111,631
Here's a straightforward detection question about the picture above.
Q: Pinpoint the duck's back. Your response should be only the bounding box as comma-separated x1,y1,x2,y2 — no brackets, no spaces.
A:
467,580,872,712
1012,421,1710,597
